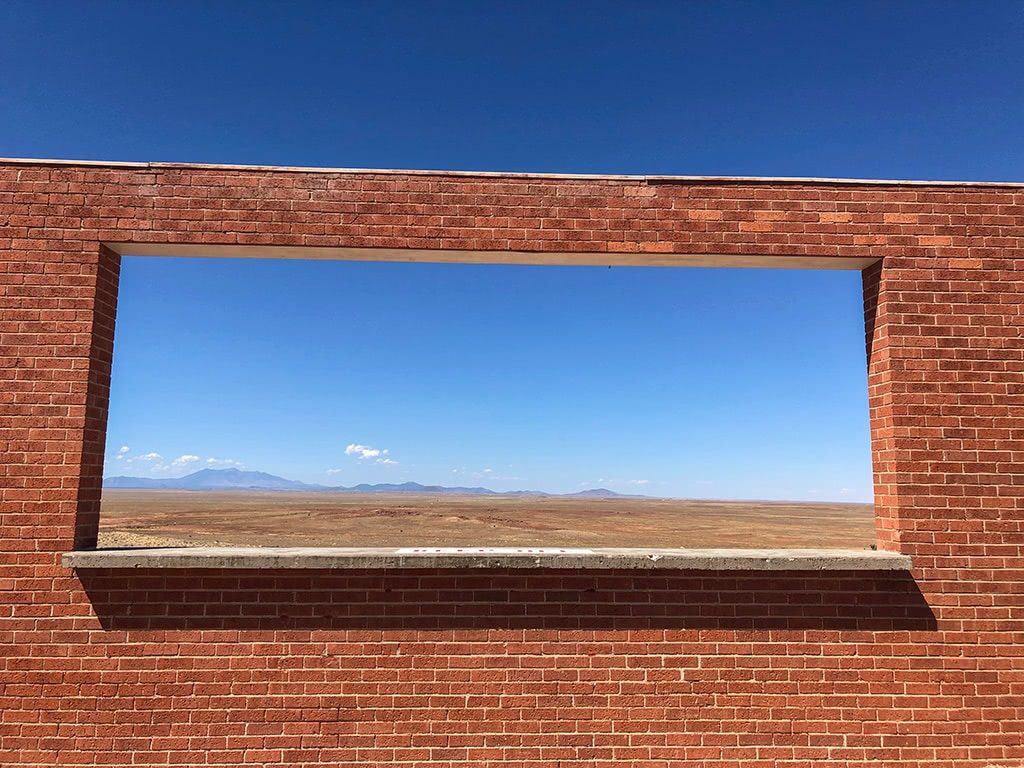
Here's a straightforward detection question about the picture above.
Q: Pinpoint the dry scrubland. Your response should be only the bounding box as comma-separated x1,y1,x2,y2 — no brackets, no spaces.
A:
98,490,875,549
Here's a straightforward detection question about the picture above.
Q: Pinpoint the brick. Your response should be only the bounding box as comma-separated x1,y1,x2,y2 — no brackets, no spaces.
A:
2,160,1024,767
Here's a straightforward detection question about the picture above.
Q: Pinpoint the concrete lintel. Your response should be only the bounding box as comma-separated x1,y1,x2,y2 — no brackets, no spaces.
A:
104,243,878,270
62,547,911,571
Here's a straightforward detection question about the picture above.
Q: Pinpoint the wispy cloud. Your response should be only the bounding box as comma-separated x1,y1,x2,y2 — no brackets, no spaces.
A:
206,457,243,468
326,468,345,475
452,466,522,482
109,447,247,477
116,449,164,469
583,477,651,488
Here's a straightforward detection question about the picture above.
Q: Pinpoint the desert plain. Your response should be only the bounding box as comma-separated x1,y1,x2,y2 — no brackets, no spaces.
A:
98,490,876,549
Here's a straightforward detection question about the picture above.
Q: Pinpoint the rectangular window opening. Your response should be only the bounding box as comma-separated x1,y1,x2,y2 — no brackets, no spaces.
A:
96,253,877,555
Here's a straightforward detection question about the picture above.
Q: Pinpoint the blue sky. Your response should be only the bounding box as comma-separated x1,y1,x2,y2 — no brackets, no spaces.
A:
3,1,1023,501
108,258,869,499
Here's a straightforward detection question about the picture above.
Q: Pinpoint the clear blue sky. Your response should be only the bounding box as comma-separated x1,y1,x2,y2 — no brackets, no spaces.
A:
3,1,1022,501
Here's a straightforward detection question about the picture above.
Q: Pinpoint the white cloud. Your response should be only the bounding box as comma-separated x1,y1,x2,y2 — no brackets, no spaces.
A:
345,443,385,460
121,450,166,469
344,443,397,464
206,457,242,468
838,487,851,496
582,477,651,488
111,448,251,478
326,468,345,475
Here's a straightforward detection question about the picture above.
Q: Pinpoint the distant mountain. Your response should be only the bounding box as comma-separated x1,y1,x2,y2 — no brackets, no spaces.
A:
104,467,322,491
567,487,644,499
103,468,647,498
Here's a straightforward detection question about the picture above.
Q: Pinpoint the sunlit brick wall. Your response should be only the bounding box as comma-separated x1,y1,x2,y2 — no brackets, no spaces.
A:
1,160,1022,767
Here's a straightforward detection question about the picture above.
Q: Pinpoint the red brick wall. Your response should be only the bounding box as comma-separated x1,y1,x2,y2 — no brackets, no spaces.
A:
1,160,1022,767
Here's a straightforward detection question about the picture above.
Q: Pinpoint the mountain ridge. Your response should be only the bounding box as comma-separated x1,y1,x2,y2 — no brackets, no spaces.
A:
103,467,647,498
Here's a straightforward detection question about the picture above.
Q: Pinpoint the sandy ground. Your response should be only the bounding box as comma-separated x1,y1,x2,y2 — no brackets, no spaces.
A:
97,490,875,550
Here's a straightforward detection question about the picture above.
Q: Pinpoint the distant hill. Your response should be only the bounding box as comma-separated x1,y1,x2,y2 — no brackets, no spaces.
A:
103,468,646,498
342,481,497,495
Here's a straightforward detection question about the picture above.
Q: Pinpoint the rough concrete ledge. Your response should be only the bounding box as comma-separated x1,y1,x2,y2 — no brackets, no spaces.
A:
62,547,911,571
2,157,1023,187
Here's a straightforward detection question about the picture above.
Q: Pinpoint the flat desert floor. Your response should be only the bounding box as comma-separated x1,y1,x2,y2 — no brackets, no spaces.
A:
98,490,875,549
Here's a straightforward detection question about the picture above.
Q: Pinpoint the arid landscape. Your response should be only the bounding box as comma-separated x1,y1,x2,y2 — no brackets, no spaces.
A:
98,490,876,549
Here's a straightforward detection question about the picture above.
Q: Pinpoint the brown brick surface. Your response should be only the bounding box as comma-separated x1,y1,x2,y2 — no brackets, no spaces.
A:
1,160,1023,767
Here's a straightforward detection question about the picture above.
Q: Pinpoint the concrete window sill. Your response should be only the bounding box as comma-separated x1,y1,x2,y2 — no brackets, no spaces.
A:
62,547,911,571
